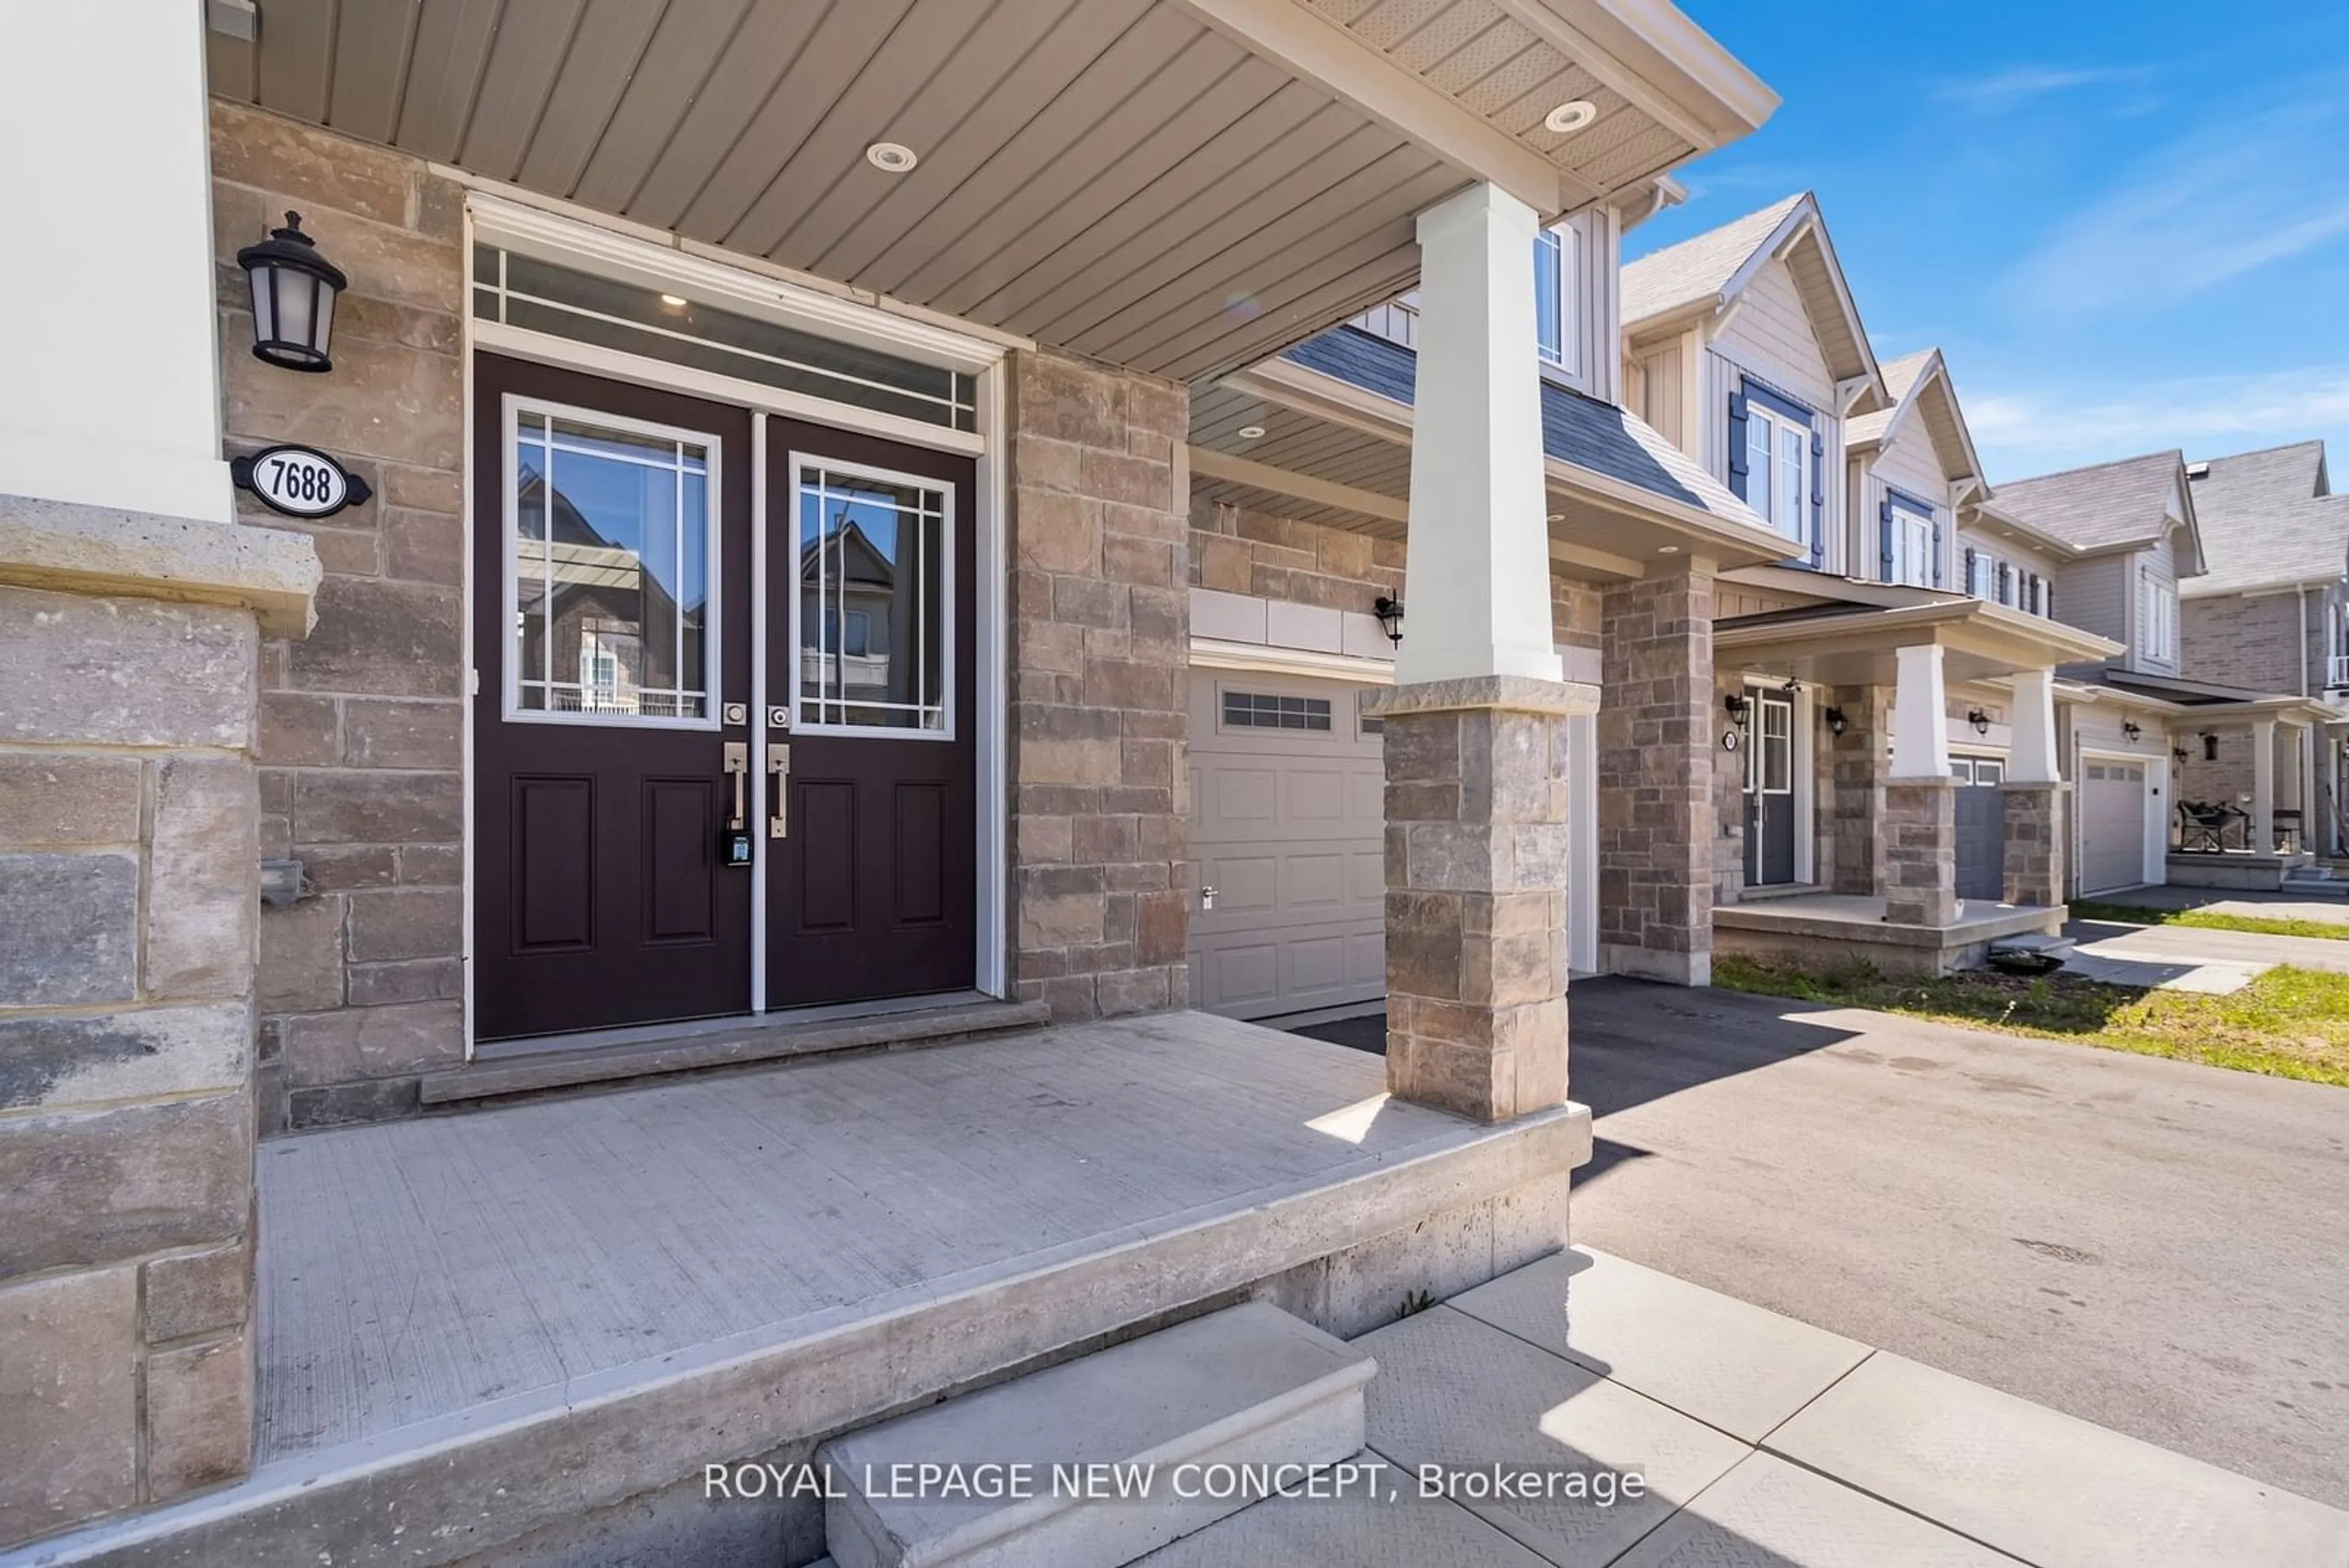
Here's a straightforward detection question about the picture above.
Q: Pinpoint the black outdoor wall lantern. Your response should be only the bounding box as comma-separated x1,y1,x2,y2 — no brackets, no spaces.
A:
2203,732,2221,761
2173,746,2191,765
238,211,347,373
2121,719,2142,743
1967,707,1991,735
1723,692,1751,727
1824,706,1848,737
1372,595,1405,646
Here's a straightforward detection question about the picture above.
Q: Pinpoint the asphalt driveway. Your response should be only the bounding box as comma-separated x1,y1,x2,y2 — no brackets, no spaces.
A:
1557,978,2349,1511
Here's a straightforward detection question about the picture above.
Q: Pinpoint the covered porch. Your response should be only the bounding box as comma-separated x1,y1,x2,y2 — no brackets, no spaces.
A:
1713,598,2118,973
17,1014,1582,1566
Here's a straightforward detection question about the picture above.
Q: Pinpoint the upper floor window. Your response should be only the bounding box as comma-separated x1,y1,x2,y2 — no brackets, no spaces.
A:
1965,547,1995,600
2139,567,2176,662
1737,396,1812,549
1887,499,1934,587
1534,226,1581,377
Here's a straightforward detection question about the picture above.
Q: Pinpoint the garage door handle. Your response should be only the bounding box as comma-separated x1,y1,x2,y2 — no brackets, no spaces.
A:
1200,885,1217,910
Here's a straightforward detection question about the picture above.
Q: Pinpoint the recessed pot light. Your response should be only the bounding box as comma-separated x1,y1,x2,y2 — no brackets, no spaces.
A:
1237,425,1266,439
1543,100,1597,135
658,293,688,308
866,141,919,174
1657,544,1680,554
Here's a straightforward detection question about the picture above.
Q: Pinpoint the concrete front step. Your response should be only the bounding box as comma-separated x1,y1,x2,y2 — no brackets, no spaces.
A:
818,1302,1376,1568
419,995,1052,1104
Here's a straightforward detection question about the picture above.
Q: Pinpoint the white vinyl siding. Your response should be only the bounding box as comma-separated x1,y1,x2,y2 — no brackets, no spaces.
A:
1698,254,1842,571
2052,554,2129,647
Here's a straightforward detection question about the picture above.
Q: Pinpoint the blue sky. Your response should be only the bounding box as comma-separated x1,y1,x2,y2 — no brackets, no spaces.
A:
1630,1,2349,483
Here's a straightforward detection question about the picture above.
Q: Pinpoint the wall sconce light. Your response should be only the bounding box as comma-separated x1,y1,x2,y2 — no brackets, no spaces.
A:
2172,746,2190,765
237,211,346,373
1780,675,1802,695
1723,692,1751,727
2121,719,2142,743
1967,707,1991,735
1371,595,1405,647
1824,706,1848,737
2203,732,2220,761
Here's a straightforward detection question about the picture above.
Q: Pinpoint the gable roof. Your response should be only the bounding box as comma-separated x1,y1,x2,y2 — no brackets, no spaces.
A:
1990,450,2203,567
1844,347,1984,489
2181,440,2345,597
1619,191,1883,396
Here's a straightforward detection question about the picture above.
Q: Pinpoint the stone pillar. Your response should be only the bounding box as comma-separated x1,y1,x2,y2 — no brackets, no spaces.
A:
1828,683,1886,896
2001,784,2068,907
1882,781,1959,926
1004,349,1190,1020
1598,568,1713,984
1377,678,1584,1123
2252,718,2277,854
0,7,317,1547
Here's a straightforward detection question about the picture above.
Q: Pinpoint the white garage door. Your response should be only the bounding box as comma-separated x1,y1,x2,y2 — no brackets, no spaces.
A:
1187,673,1386,1020
2079,759,2148,894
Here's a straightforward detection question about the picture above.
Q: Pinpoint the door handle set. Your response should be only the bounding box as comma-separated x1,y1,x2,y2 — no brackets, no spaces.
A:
722,743,749,829
768,743,790,839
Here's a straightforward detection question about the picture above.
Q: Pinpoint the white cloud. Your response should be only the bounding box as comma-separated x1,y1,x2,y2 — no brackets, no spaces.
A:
1971,366,2349,475
1934,64,2153,108
2008,86,2349,316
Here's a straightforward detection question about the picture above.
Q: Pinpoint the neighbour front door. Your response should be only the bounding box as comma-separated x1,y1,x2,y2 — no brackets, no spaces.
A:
1743,688,1797,886
472,359,979,1039
472,354,754,1039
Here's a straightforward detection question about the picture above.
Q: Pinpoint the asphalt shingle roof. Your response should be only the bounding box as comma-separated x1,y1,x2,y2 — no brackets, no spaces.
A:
1845,348,1937,448
1989,450,2184,552
1619,193,1806,330
1280,326,1765,532
2183,441,2343,595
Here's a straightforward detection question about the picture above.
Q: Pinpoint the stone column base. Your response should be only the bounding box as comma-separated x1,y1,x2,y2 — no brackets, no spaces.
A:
1371,675,1588,1123
2001,782,2068,907
1882,776,1958,926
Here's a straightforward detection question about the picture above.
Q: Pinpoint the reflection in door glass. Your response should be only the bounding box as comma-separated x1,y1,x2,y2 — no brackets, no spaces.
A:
798,467,947,730
513,412,711,719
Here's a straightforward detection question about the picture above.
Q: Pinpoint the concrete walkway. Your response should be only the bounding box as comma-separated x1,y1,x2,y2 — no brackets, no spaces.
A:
1148,1246,2349,1566
2062,913,2349,990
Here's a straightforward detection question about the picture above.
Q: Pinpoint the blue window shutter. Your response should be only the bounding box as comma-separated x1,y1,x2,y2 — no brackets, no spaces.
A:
1930,513,1943,586
1997,562,2011,603
1727,390,1750,500
1964,546,1976,594
2044,581,2055,620
1809,428,1827,567
1878,496,1894,581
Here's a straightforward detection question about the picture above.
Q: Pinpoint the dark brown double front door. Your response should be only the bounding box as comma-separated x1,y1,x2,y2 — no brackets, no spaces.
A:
472,354,975,1041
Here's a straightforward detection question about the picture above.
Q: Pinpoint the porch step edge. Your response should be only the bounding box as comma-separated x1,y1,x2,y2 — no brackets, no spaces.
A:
419,999,1052,1104
818,1302,1375,1568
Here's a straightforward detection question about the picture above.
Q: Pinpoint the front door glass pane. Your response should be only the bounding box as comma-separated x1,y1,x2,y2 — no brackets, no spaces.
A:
512,411,712,720
798,465,948,731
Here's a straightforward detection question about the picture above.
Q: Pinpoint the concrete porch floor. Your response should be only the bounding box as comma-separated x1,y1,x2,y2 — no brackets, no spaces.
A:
1713,893,2064,975
10,1013,1584,1567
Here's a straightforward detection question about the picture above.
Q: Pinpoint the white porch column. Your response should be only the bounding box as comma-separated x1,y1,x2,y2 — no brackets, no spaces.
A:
2283,722,2308,852
2009,666,2060,783
0,4,232,524
1397,181,1561,687
2252,718,2277,853
1888,643,1951,780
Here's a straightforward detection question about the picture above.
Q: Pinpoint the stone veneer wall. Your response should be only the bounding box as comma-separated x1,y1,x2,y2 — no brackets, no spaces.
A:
1006,350,1192,1019
1596,570,1713,981
1828,683,1885,896
212,102,469,1132
2002,784,2068,906
1710,666,1748,904
0,587,263,1542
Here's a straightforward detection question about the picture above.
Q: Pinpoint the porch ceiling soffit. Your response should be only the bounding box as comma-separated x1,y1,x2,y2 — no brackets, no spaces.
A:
1715,600,2121,686
210,0,1770,384
1201,354,1792,573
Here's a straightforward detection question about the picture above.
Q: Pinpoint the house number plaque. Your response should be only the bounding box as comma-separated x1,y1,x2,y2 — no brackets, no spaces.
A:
231,444,373,519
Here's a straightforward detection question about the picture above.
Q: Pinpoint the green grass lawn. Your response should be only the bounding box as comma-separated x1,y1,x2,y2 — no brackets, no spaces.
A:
1713,954,2349,1088
2069,898,2349,943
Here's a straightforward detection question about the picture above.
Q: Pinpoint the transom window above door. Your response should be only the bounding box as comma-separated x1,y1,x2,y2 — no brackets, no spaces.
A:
506,403,719,725
796,462,951,734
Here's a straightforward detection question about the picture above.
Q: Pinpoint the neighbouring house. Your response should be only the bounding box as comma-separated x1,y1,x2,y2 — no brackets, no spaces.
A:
2176,441,2349,856
0,2,1785,1561
1992,447,2347,891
